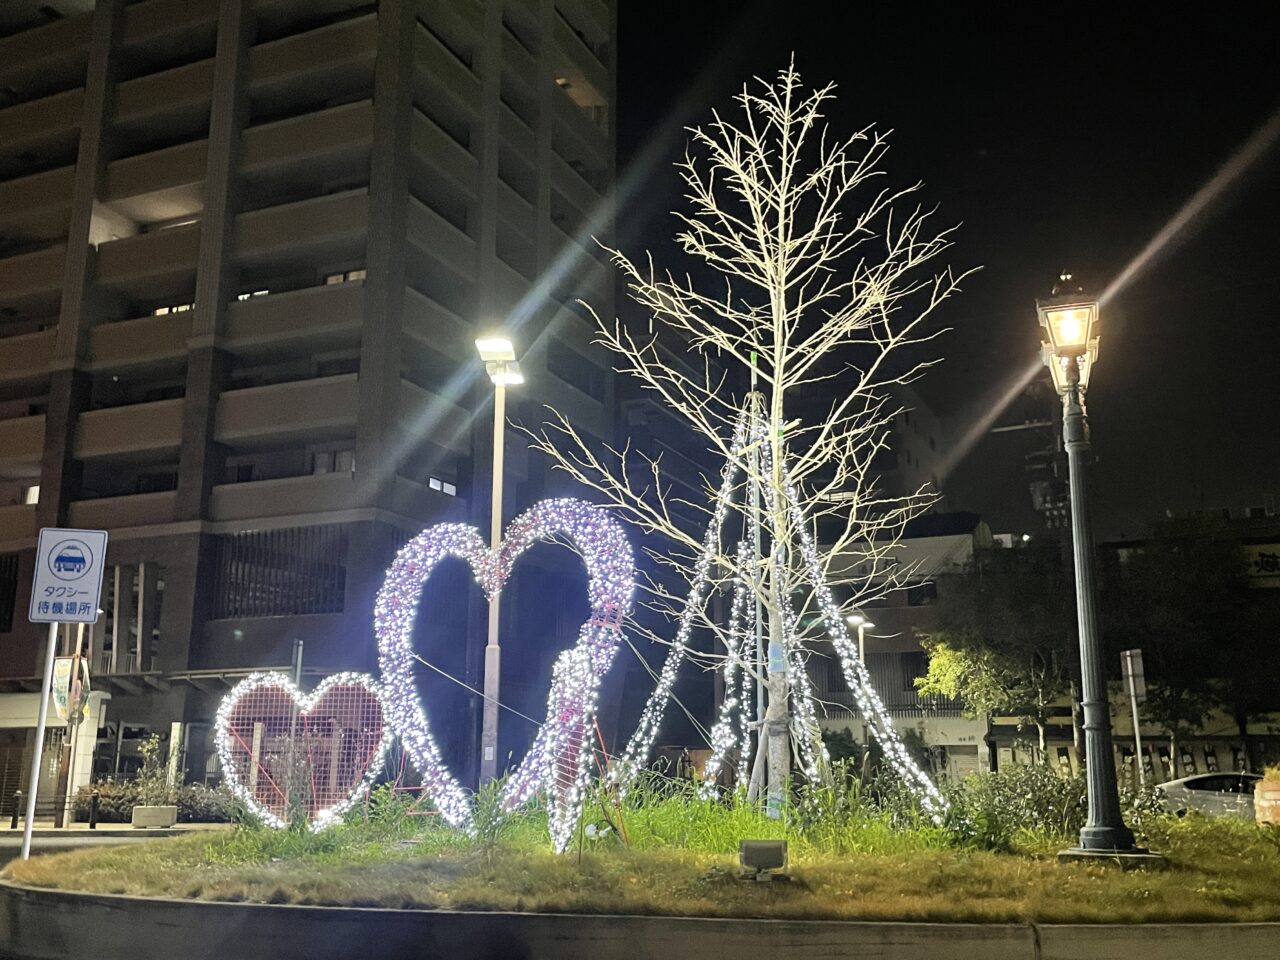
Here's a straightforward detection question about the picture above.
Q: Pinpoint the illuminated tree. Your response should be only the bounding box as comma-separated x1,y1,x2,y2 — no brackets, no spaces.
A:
530,62,971,810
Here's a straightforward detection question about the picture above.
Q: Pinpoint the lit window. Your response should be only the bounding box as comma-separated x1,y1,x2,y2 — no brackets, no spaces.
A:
22,485,40,505
428,477,457,496
346,269,366,282
236,289,269,301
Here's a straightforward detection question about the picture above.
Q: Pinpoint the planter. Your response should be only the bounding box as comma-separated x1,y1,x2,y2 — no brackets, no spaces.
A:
1254,782,1280,825
131,804,178,829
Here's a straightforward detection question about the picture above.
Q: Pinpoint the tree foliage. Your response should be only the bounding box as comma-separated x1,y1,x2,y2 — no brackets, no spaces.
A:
916,542,1076,760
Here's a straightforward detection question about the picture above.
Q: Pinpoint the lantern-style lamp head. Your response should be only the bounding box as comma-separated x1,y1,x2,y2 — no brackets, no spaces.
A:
1037,272,1099,393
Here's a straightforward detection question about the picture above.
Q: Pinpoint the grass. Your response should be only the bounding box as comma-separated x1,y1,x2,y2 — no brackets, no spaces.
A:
8,776,1280,924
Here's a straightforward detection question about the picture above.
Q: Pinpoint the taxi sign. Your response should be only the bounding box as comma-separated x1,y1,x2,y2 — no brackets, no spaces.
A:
29,527,108,624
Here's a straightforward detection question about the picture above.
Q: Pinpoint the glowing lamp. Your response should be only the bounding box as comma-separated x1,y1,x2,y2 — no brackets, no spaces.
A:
845,611,874,630
487,360,524,386
1037,279,1099,394
475,336,516,363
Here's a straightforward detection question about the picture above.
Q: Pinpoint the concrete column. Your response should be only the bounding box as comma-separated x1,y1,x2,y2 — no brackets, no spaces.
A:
37,0,125,530
176,0,253,523
353,0,415,511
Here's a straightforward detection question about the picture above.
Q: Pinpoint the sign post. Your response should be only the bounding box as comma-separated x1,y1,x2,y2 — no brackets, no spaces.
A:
1120,648,1148,788
22,528,107,860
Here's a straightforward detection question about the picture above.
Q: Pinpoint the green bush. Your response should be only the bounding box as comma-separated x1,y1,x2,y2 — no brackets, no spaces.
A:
74,781,236,823
945,764,1087,851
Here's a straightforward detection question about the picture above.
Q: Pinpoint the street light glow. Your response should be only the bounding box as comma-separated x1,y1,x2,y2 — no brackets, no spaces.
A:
476,336,516,362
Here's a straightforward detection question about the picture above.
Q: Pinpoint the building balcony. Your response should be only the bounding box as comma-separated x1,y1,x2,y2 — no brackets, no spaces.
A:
120,0,219,53
102,139,207,226
0,87,83,166
214,373,358,449
391,476,467,525
0,14,90,97
94,223,200,301
113,58,215,138
209,470,357,523
0,330,55,390
0,165,75,244
0,244,65,316
406,195,476,281
241,100,373,199
0,414,45,480
413,20,481,114
0,503,38,546
552,12,610,103
67,490,178,529
409,108,479,195
235,188,368,271
398,379,470,458
223,281,363,358
551,151,601,213
75,398,185,461
86,313,192,375
247,13,378,113
401,287,472,359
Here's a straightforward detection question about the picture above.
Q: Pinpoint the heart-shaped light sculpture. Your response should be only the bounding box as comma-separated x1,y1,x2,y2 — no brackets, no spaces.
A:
216,672,391,830
375,497,632,851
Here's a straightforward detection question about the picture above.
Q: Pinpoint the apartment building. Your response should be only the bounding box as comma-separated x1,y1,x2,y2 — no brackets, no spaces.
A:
0,0,617,807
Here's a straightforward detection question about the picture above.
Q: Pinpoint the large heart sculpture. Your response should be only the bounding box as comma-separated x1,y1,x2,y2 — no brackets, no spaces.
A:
216,672,391,830
375,497,633,851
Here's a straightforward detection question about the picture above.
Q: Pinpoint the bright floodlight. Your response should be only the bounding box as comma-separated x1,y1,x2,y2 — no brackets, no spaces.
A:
488,360,524,386
846,610,874,629
475,336,516,363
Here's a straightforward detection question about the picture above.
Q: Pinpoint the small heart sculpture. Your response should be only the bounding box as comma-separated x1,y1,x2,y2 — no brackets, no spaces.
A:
216,672,391,830
375,497,632,851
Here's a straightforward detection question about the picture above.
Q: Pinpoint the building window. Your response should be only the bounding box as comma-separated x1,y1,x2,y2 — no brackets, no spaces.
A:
312,448,354,475
906,581,938,606
0,553,18,632
325,268,366,285
546,338,606,402
209,525,348,619
236,289,269,301
428,476,457,496
152,302,193,316
21,485,39,505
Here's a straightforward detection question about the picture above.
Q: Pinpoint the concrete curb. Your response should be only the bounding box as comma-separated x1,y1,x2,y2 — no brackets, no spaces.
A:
0,880,1276,960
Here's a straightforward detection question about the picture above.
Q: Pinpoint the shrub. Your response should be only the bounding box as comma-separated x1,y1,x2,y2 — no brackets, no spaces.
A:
945,764,1087,850
74,781,236,823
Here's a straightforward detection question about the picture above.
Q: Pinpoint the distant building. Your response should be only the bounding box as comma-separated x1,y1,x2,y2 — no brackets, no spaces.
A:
0,0,617,812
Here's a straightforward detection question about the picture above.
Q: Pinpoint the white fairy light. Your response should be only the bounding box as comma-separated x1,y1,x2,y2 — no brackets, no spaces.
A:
215,671,393,831
374,497,633,852
609,409,752,791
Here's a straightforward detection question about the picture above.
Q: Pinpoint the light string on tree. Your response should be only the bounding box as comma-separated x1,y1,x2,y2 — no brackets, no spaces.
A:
608,408,752,792
775,461,949,819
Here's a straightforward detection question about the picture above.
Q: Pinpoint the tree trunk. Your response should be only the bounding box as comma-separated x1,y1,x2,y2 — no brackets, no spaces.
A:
1036,721,1048,767
1170,732,1180,779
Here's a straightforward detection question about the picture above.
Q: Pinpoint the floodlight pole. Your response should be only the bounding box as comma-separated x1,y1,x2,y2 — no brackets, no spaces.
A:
480,377,506,784
1061,356,1135,851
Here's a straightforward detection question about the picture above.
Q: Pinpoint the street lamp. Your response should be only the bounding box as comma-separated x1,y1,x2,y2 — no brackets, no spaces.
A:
845,610,875,775
476,335,523,783
845,610,874,663
1037,272,1136,855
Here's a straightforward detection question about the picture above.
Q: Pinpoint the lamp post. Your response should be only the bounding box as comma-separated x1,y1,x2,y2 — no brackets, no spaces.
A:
845,610,874,776
475,335,523,784
1037,273,1136,854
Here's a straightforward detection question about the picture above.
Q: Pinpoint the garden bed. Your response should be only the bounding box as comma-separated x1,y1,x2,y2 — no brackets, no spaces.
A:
7,781,1280,925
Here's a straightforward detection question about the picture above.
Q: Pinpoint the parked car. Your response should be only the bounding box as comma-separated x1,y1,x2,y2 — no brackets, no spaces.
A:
1156,772,1261,818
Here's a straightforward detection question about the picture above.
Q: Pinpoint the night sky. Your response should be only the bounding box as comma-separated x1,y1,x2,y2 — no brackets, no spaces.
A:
615,2,1280,540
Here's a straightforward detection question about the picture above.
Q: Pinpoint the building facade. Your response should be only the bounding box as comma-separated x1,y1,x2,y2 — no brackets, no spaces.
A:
0,0,617,810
